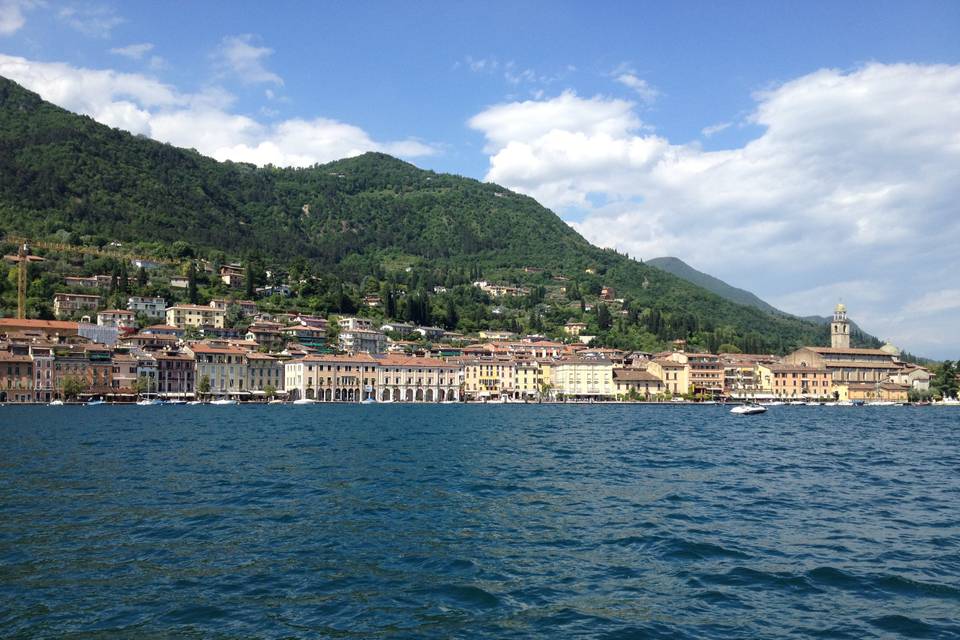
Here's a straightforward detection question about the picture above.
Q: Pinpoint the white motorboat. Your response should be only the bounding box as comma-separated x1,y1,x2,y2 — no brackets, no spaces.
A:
210,399,238,406
165,399,187,405
292,398,318,405
86,399,106,406
268,398,286,405
136,398,162,406
730,403,767,415
187,400,204,405
48,399,64,406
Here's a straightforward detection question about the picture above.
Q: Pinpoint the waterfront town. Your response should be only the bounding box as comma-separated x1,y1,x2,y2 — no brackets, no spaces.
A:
0,273,939,405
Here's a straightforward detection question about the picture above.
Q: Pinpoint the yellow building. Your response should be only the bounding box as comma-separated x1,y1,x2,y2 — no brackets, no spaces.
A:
612,368,663,400
166,304,226,329
462,359,515,400
552,358,614,400
648,358,690,395
514,361,542,400
188,343,248,397
835,382,909,403
759,364,832,400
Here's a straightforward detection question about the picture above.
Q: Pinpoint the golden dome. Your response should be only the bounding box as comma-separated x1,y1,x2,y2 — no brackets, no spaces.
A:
835,302,846,313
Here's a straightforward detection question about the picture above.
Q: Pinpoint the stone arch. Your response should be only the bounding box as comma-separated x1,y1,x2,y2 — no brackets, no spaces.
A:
405,388,413,402
393,388,401,402
289,388,300,401
438,389,446,402
347,388,355,402
415,389,424,402
425,389,434,403
305,387,315,400
324,388,332,402
382,389,390,401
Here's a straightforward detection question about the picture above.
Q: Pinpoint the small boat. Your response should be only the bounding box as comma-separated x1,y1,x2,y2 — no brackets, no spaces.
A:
48,399,64,406
766,401,784,407
268,398,286,405
836,401,854,406
187,400,204,405
137,398,162,406
210,399,238,406
292,398,318,405
361,397,376,404
730,403,767,415
165,399,187,405
86,399,106,406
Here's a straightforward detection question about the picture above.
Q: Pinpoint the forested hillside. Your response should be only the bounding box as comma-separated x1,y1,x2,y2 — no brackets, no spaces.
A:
0,75,839,354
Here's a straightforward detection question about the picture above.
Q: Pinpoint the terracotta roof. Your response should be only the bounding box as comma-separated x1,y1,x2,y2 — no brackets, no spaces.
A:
804,347,896,356
652,358,685,368
613,369,660,382
0,319,80,332
767,365,829,373
188,344,247,356
374,355,459,368
245,352,278,361
301,353,379,364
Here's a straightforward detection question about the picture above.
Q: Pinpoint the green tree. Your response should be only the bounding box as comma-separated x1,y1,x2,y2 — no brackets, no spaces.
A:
137,266,148,288
597,303,612,330
932,360,958,399
187,264,198,304
198,375,211,396
264,384,277,399
61,375,87,400
444,297,458,330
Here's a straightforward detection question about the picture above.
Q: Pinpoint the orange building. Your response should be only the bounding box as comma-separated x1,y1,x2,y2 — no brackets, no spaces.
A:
761,364,832,400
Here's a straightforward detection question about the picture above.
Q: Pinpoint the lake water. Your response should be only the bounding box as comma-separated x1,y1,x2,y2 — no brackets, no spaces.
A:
1,404,958,638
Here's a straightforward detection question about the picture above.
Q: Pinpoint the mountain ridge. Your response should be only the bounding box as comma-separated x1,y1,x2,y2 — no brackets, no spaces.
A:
0,74,841,353
647,256,882,346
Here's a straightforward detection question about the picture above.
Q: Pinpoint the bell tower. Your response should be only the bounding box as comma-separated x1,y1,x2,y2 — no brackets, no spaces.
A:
831,303,850,349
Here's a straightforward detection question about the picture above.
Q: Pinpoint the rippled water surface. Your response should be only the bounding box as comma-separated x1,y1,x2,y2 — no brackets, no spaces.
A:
1,404,959,638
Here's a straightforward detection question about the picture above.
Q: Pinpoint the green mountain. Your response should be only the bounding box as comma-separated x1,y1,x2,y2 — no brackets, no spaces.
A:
0,75,838,354
647,257,781,315
648,256,882,348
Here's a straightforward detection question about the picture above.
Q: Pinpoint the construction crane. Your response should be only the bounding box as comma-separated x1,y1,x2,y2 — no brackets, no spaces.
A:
17,242,29,319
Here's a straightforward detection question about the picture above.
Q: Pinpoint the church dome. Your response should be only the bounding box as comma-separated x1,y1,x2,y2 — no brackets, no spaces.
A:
835,302,846,313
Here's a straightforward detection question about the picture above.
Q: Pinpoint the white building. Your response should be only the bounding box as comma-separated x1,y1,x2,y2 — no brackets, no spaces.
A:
338,329,386,354
127,296,167,320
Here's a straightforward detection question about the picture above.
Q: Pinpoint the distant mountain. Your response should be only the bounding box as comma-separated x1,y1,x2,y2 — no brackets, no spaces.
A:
647,257,782,315
647,256,883,348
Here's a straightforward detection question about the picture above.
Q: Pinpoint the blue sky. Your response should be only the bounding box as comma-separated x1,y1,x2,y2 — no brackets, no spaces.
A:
1,1,959,357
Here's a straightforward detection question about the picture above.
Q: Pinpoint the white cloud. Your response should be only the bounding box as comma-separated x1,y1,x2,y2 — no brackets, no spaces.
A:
904,289,960,316
615,72,658,104
0,0,33,35
110,43,154,60
0,53,437,168
215,34,283,86
701,121,731,137
469,64,960,357
57,4,123,38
